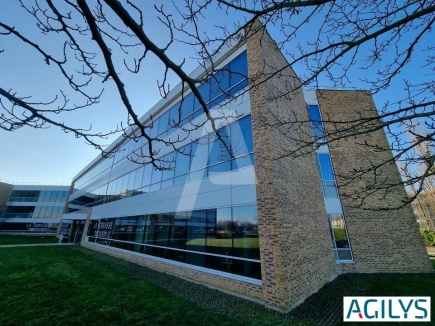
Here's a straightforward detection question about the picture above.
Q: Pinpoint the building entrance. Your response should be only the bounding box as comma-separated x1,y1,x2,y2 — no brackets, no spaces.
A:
60,219,86,243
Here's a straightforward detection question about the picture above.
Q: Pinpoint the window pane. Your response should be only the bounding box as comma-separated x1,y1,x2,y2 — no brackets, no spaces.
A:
180,92,195,121
312,125,325,140
151,166,162,185
148,118,159,138
134,166,145,190
160,179,173,190
33,206,41,218
190,138,209,172
330,215,351,254
229,79,248,96
39,206,47,218
142,163,153,187
39,191,47,202
208,128,231,166
127,170,136,196
232,205,259,260
308,105,322,122
322,180,338,197
231,153,254,170
186,210,207,251
208,161,231,176
174,174,188,186
189,168,206,181
196,80,210,109
114,177,122,197
168,102,181,126
161,153,175,181
120,174,129,197
229,51,248,87
207,207,232,256
150,182,161,192
337,249,353,260
209,69,230,108
317,154,334,180
45,206,53,218
154,213,171,248
175,144,191,177
158,111,170,135
230,115,253,156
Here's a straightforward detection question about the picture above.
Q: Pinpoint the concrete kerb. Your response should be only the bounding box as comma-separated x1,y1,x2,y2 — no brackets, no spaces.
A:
0,243,77,248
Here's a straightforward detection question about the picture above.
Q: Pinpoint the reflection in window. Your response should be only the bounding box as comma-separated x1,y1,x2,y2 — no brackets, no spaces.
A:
317,154,334,180
329,215,353,261
316,153,338,198
190,138,210,172
208,127,231,166
232,205,259,260
90,205,261,279
69,50,252,209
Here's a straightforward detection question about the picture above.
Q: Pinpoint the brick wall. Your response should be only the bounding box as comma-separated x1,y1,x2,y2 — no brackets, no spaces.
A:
245,21,340,310
316,90,433,273
82,241,263,301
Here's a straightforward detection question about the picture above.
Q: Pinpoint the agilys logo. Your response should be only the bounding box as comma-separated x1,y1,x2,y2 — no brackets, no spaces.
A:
343,297,431,322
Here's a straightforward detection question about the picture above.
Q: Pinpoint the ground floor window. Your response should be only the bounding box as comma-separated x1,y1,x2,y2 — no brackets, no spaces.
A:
87,205,261,279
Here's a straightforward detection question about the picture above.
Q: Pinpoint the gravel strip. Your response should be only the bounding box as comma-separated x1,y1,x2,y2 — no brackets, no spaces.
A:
77,247,375,326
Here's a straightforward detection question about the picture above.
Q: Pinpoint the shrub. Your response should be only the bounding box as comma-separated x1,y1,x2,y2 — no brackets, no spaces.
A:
420,228,435,247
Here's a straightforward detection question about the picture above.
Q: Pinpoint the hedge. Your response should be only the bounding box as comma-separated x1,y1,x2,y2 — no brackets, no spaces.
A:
420,228,435,247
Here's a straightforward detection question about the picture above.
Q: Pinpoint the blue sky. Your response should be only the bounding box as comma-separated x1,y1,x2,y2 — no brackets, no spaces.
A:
0,1,198,183
0,1,427,184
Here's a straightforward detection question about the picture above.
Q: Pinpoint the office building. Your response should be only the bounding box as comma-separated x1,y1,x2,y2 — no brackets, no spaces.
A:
0,182,69,233
61,22,432,311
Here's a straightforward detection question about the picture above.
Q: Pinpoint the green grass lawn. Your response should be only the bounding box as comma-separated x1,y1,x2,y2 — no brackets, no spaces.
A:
0,234,58,245
0,246,433,326
0,246,273,326
186,237,259,248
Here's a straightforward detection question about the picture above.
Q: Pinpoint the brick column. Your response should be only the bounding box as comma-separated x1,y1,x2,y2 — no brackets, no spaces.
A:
317,90,433,273
246,21,340,310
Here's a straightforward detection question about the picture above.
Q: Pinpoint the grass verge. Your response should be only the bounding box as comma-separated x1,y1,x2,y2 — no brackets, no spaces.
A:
0,246,433,326
0,246,278,326
0,234,58,245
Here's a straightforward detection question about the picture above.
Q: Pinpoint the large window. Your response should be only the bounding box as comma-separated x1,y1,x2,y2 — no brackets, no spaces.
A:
307,104,354,262
71,50,249,199
87,205,261,280
76,114,254,208
9,190,40,202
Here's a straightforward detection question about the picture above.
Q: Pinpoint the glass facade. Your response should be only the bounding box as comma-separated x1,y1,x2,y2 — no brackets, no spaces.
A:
69,49,258,279
2,190,68,219
69,51,251,210
87,205,261,279
8,190,68,203
307,104,353,262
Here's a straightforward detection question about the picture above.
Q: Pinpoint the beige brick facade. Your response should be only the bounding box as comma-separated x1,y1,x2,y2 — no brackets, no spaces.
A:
316,90,433,273
245,21,339,310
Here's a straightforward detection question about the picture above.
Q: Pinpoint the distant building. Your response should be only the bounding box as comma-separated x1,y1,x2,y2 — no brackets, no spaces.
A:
412,192,435,230
60,22,432,311
0,182,70,233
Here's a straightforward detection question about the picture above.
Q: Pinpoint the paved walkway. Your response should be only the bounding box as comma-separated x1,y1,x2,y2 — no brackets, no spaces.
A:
0,243,77,248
